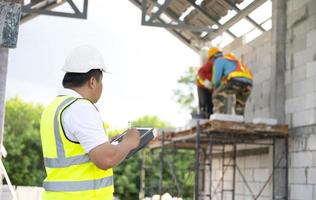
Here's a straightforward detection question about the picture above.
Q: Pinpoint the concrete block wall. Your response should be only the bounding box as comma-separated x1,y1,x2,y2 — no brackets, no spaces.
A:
223,31,272,122
286,0,316,199
204,145,273,200
286,0,316,128
288,125,316,200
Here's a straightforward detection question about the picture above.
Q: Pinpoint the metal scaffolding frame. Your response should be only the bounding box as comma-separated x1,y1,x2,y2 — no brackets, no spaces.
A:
143,120,288,200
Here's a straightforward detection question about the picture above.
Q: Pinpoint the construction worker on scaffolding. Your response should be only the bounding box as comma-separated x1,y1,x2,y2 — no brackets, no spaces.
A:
211,50,253,115
196,47,221,119
40,45,140,200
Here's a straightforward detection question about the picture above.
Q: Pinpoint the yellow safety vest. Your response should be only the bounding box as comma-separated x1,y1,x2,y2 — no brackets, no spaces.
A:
40,96,114,200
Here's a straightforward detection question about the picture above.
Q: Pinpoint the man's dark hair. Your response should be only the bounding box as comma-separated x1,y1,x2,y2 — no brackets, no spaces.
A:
62,69,102,88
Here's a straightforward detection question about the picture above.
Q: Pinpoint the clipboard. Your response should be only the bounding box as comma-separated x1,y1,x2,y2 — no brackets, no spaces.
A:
111,128,155,159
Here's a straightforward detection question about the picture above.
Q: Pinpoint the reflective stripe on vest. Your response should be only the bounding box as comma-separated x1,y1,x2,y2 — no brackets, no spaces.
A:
43,176,113,192
224,56,253,81
44,154,90,168
53,97,76,158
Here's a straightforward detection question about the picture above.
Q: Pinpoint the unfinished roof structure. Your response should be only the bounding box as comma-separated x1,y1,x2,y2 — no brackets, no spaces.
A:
19,0,88,23
129,0,272,52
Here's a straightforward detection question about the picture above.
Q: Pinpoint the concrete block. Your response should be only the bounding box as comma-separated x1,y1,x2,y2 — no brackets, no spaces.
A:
262,81,270,95
254,68,271,84
259,153,272,168
307,0,316,16
289,134,307,152
285,96,304,114
16,186,43,200
292,66,306,83
312,151,316,167
307,167,316,184
251,83,262,100
289,125,313,136
286,54,293,71
290,152,313,167
288,35,307,55
252,181,272,197
237,168,253,182
285,70,292,85
286,113,292,127
307,29,316,47
212,158,221,169
292,21,309,46
293,0,311,12
286,84,293,99
307,134,316,150
292,109,316,127
289,168,307,184
292,78,314,97
305,46,316,64
253,168,270,182
306,61,316,78
288,4,308,29
210,113,244,122
254,108,270,119
254,93,269,111
252,118,277,125
293,48,309,68
290,184,313,200
235,182,245,194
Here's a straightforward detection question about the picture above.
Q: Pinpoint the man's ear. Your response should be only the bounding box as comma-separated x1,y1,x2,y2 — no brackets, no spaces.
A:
88,76,96,89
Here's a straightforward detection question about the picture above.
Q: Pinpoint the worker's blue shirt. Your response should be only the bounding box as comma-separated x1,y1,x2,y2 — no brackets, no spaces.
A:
212,57,253,87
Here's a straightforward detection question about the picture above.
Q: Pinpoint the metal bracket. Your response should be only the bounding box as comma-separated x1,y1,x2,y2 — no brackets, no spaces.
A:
22,0,88,19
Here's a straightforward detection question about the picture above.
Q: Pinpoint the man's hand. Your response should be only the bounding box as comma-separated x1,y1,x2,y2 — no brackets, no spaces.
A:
122,128,140,149
203,79,212,89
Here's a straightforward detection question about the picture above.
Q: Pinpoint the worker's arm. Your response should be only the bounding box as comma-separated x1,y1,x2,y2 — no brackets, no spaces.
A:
89,128,140,170
197,61,212,81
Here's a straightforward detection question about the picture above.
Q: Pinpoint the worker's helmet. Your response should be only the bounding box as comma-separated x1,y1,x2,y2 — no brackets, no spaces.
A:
224,53,236,59
62,45,108,73
207,47,223,60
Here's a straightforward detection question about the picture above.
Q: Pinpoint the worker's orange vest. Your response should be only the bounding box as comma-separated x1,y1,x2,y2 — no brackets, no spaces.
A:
223,55,253,81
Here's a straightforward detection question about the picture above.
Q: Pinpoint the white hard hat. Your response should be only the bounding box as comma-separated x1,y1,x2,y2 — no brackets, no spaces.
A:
62,45,108,73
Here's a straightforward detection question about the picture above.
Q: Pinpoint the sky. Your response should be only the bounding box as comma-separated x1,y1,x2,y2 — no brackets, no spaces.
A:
6,0,200,129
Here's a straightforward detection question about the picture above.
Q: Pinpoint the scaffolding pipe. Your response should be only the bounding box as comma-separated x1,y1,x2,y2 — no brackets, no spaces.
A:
194,121,201,200
159,131,165,198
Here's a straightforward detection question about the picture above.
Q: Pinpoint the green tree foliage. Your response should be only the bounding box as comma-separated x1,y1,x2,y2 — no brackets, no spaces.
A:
3,97,45,186
113,115,170,199
173,66,198,113
131,115,170,128
113,115,195,200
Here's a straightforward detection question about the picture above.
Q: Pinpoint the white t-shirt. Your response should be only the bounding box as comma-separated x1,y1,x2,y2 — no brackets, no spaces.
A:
58,88,108,153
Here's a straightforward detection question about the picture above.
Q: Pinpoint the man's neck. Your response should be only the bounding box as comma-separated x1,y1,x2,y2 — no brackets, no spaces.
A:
69,87,90,100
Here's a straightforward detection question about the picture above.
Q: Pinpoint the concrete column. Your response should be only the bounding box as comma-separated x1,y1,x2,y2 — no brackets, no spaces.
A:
270,0,287,123
271,0,288,199
0,47,8,152
0,47,8,191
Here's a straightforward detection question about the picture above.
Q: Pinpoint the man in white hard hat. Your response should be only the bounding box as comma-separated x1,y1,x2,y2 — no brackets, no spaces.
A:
40,45,140,200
